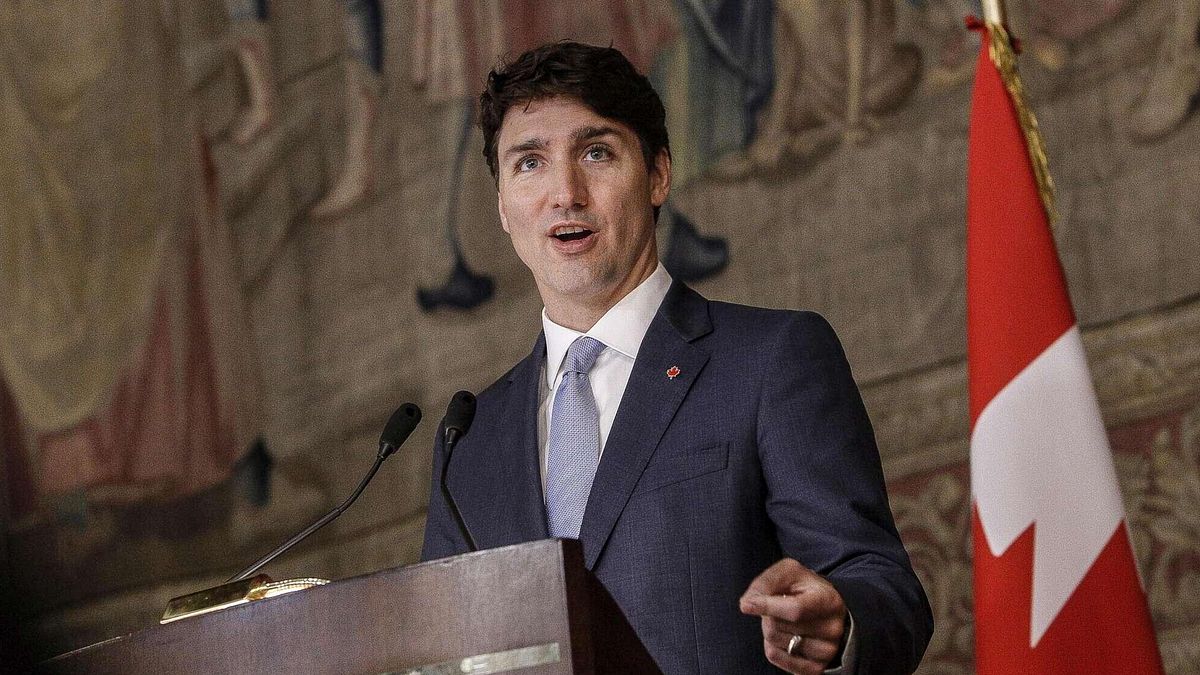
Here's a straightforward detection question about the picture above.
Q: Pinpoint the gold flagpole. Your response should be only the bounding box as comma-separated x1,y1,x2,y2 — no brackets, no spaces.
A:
977,0,1058,225
981,0,1007,25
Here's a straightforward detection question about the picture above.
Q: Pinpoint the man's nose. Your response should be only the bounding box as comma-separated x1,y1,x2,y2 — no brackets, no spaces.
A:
551,162,589,210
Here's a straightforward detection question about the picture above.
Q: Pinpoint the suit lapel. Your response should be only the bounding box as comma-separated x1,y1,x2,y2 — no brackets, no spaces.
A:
578,282,712,568
449,333,549,547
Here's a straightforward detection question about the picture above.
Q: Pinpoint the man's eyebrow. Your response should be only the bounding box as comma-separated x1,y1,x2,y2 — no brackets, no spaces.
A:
574,125,619,143
503,137,547,158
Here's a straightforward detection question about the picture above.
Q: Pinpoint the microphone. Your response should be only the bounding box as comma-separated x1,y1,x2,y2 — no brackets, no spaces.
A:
379,403,423,459
227,403,422,582
440,391,477,551
444,390,476,446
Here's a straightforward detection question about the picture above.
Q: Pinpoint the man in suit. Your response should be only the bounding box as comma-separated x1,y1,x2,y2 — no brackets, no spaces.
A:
421,42,933,674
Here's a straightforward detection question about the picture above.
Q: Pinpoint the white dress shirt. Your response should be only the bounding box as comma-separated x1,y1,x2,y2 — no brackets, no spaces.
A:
537,263,673,490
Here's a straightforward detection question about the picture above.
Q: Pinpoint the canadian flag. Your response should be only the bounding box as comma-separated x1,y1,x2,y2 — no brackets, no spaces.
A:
966,22,1164,674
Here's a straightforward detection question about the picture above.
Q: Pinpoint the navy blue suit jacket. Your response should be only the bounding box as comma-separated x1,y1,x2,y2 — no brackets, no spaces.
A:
422,282,932,674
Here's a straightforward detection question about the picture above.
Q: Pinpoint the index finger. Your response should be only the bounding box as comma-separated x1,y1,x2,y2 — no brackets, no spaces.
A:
739,591,811,624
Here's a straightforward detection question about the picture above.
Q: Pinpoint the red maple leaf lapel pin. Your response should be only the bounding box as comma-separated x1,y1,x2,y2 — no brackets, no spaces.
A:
666,365,681,380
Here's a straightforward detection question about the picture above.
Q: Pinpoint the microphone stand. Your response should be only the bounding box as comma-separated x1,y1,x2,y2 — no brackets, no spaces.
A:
441,429,477,552
229,451,387,583
161,403,421,623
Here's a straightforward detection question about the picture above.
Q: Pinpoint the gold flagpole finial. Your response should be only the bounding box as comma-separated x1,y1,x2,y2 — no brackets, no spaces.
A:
981,0,1007,25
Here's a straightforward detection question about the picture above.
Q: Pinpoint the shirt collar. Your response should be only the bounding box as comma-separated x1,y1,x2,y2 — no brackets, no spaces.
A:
542,263,673,387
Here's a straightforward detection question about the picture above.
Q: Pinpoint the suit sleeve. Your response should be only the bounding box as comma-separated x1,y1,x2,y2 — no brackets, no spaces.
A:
756,312,933,674
420,421,471,562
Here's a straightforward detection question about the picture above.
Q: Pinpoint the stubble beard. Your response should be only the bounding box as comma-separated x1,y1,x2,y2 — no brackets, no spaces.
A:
539,256,617,309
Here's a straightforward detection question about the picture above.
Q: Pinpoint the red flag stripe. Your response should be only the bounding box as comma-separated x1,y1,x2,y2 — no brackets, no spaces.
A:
966,37,1074,427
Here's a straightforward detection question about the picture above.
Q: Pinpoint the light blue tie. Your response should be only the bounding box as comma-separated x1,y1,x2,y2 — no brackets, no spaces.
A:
546,336,606,539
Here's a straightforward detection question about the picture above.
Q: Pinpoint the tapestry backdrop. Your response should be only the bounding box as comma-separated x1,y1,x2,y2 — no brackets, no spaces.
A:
1,1,1198,671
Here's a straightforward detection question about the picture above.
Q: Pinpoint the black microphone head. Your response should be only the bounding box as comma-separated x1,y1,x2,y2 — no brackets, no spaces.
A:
379,403,422,456
444,390,477,439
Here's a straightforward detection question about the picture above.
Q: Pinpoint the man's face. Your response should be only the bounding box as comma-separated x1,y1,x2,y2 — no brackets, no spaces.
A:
495,96,670,319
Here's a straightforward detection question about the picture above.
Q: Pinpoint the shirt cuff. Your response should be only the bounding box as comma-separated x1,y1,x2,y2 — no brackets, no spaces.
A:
823,609,857,675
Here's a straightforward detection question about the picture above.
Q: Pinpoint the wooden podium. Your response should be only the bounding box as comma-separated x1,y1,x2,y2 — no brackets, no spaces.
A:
42,539,660,674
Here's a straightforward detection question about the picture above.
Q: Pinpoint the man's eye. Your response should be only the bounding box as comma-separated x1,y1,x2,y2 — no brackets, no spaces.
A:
517,156,541,171
585,146,611,161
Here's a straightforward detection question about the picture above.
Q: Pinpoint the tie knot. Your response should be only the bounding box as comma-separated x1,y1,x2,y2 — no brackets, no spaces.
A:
563,336,605,374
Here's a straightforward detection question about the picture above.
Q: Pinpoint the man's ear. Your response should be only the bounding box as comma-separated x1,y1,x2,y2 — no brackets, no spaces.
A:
497,190,510,233
650,148,671,208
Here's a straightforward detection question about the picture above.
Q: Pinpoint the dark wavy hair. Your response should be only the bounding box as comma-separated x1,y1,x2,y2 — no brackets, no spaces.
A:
480,41,670,184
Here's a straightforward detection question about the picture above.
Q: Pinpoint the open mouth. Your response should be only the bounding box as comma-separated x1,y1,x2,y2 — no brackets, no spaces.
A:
551,226,595,242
